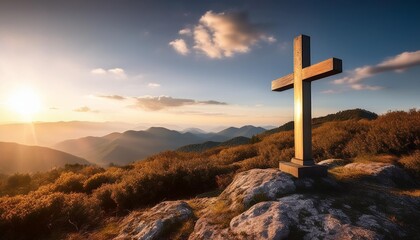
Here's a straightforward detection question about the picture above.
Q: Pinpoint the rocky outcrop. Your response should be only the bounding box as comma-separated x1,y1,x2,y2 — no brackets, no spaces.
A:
117,164,417,239
188,217,230,240
344,162,412,186
218,169,295,210
116,201,193,240
230,194,386,240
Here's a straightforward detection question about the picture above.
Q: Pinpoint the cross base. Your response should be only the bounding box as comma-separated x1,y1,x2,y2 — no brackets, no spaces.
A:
279,159,327,178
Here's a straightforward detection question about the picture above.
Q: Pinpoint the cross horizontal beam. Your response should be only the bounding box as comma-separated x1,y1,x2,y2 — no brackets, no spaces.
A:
271,57,342,92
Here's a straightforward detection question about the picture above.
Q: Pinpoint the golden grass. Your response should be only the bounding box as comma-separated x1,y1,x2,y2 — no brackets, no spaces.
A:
329,166,369,182
392,189,420,197
353,154,398,164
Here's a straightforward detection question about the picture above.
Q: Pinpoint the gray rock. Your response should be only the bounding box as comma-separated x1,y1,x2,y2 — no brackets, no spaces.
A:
230,194,382,240
318,159,349,168
219,169,295,210
230,201,289,239
115,201,193,240
188,217,230,240
344,162,411,186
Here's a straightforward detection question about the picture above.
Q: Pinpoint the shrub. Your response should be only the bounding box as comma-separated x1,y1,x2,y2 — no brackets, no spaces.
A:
313,120,369,160
3,173,32,195
346,110,420,156
399,150,420,178
83,172,119,193
217,145,259,164
0,192,102,239
54,172,85,193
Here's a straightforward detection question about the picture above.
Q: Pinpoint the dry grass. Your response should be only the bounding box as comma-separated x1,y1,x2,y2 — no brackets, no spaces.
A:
206,199,243,228
329,166,370,182
392,189,420,197
353,154,399,164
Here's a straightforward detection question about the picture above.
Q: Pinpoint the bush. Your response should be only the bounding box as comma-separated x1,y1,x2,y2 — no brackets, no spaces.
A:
83,172,119,193
3,173,32,195
399,150,420,179
345,110,420,156
0,192,102,239
54,172,85,193
313,120,369,160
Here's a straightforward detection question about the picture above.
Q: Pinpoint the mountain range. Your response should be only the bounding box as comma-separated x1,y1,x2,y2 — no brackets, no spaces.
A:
54,125,267,166
177,109,378,153
0,142,90,174
0,121,135,147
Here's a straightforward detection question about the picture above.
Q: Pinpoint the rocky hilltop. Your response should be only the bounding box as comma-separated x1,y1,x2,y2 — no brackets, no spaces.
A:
114,160,419,239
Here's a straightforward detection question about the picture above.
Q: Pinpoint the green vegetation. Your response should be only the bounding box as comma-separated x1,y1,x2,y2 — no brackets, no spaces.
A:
0,109,418,239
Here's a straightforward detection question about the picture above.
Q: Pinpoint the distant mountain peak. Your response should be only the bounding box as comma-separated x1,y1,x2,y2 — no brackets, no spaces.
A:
0,142,90,174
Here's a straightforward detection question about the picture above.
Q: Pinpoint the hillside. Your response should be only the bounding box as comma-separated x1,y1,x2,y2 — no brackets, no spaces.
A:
0,109,418,239
264,108,378,135
55,127,202,165
177,136,251,153
178,109,377,153
55,126,266,165
0,121,133,147
210,125,266,140
0,142,90,174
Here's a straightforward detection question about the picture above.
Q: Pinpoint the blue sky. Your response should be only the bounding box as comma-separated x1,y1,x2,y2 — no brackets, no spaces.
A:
0,0,419,129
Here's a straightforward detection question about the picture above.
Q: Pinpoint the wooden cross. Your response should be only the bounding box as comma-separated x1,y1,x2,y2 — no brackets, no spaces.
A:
272,35,342,178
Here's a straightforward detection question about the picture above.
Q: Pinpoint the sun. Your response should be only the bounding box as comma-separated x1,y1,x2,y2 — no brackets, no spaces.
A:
7,87,42,120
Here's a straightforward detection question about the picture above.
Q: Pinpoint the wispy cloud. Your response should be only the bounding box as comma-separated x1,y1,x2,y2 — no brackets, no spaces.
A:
132,95,227,111
95,94,227,111
74,106,98,113
320,89,343,94
333,50,420,91
97,95,126,101
171,110,227,116
90,68,107,75
170,11,276,59
148,83,161,88
179,28,192,35
91,67,127,79
169,39,190,55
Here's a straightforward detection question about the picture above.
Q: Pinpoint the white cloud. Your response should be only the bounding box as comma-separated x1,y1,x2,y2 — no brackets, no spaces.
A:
333,50,420,90
91,68,107,75
90,67,127,79
350,84,383,91
320,89,342,94
170,11,276,59
74,106,98,113
169,39,190,55
148,83,161,88
179,28,192,35
131,95,227,111
97,95,126,101
108,68,127,79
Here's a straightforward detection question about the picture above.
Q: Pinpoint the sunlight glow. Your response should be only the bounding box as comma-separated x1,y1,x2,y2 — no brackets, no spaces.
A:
7,87,42,120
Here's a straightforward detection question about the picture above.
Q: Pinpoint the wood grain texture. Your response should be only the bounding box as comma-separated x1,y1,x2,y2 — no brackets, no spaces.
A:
293,35,312,161
271,73,294,91
302,58,342,82
271,34,343,169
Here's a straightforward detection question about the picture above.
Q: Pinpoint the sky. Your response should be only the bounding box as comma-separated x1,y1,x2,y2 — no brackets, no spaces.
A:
0,0,419,130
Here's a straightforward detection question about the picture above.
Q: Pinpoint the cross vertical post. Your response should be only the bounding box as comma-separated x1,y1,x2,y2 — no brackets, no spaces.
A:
292,35,314,165
271,35,343,178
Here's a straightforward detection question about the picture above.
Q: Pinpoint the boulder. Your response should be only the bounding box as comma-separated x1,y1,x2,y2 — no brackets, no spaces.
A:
218,169,295,210
116,201,193,240
343,162,412,186
230,201,289,239
188,217,230,240
230,194,382,240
